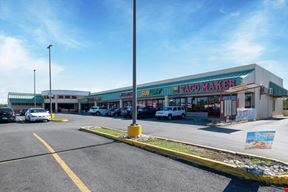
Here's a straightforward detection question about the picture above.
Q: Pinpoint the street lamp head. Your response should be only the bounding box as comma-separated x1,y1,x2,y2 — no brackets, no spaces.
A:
47,44,53,49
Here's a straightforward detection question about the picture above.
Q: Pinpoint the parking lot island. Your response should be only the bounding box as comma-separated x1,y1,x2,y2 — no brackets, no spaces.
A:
80,126,288,186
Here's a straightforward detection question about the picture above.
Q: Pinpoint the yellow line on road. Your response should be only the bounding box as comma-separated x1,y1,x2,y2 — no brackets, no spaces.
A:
33,133,91,192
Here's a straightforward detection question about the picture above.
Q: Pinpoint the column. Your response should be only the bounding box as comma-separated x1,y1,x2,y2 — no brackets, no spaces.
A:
55,101,58,113
237,92,245,108
94,101,97,106
120,99,123,108
164,96,169,107
78,103,81,113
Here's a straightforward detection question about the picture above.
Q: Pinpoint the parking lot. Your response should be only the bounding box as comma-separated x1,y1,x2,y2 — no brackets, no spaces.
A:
56,113,288,162
0,113,286,191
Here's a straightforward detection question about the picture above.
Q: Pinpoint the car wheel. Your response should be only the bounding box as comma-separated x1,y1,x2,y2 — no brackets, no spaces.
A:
182,113,185,119
96,111,100,116
115,113,118,117
168,114,172,120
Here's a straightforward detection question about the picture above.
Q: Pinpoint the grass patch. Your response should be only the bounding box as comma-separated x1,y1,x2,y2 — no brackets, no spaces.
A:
143,138,227,160
90,127,126,137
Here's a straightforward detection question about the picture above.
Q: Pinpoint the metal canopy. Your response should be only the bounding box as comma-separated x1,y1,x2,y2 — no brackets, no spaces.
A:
225,83,261,93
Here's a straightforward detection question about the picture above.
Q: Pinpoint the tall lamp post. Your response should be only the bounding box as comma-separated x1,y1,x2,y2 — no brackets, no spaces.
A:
128,0,142,138
33,69,36,108
47,44,53,116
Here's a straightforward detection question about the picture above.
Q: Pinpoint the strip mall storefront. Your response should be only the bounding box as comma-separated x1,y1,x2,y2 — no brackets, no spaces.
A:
79,64,288,120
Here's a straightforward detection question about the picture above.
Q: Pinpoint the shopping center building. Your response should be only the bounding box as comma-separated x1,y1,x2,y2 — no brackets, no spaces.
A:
42,90,90,112
79,64,288,120
7,92,44,113
8,90,90,113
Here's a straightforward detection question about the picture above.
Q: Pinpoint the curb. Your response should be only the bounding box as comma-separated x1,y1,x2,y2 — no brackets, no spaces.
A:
50,118,69,122
79,127,288,186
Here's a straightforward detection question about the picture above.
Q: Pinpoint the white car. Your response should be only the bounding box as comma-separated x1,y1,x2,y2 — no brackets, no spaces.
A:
25,108,51,122
155,106,186,120
88,106,108,116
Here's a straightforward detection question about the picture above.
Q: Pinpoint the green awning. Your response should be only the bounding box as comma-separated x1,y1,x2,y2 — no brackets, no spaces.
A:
8,92,44,104
269,82,288,97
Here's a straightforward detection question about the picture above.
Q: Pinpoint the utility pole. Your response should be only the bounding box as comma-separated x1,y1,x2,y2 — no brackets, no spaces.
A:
128,0,142,138
34,69,36,108
47,44,53,115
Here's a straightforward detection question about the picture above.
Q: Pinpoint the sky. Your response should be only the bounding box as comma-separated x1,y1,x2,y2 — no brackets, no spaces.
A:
0,0,288,103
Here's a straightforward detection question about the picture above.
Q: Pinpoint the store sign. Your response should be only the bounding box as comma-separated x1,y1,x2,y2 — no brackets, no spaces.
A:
245,131,276,149
87,96,101,102
120,92,132,98
141,88,163,97
174,79,237,94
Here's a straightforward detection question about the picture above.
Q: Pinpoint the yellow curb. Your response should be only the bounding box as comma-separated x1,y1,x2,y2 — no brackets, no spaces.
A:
79,127,288,186
50,118,69,122
153,135,288,165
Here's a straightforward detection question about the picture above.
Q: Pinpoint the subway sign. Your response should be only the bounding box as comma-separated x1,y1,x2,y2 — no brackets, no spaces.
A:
141,88,163,97
173,79,238,94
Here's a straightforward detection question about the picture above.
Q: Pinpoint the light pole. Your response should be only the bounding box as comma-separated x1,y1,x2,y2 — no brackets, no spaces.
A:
47,44,53,115
128,0,142,138
34,69,36,108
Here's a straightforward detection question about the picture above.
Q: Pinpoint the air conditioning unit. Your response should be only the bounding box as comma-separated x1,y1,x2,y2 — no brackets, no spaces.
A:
269,88,273,95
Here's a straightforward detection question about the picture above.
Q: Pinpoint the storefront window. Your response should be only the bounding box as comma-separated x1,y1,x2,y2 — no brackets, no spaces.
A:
284,99,288,110
245,93,254,108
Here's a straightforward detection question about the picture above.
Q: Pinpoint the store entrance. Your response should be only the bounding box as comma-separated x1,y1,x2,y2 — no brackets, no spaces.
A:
207,96,220,118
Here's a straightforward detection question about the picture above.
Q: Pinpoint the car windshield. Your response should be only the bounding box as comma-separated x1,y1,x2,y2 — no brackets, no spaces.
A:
163,107,172,111
30,109,46,113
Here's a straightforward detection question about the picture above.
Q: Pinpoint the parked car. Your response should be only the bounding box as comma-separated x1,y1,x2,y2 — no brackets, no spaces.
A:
155,106,186,120
121,106,132,118
25,108,50,122
103,108,116,116
88,106,108,116
137,106,157,118
20,108,28,116
111,108,122,117
0,107,16,123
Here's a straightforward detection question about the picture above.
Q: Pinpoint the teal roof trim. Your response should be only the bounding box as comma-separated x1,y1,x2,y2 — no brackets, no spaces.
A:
8,93,44,104
269,81,288,97
80,69,254,103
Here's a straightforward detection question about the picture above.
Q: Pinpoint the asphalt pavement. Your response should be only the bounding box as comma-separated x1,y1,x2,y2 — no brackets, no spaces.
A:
0,114,285,192
57,113,288,162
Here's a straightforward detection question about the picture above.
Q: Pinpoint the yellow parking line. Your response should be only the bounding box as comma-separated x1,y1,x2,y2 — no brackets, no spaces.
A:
33,133,91,192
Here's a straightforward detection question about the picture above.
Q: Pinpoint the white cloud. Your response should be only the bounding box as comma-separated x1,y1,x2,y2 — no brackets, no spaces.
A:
0,34,63,103
0,0,82,48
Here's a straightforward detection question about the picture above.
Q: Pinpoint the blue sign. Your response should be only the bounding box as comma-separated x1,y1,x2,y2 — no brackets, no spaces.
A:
245,131,276,149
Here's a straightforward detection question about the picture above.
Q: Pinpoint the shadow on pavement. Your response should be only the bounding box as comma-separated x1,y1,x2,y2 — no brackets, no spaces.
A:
223,178,260,192
198,126,241,134
0,141,117,164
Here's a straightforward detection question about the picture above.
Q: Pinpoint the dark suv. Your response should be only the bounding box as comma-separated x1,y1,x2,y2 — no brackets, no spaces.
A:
0,107,16,122
137,106,157,118
20,108,28,116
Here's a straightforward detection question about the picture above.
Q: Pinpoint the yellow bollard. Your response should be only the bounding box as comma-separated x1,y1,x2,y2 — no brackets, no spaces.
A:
128,124,142,138
50,113,55,119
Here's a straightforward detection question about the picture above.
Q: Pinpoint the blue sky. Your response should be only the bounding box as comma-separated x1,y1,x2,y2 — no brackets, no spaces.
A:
0,0,288,103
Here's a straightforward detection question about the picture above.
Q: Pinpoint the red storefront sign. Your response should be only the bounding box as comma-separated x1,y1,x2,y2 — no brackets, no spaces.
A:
178,79,237,94
120,92,132,98
87,97,101,102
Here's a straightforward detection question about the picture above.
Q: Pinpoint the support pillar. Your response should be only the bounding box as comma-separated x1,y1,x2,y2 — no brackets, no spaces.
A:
164,96,169,107
55,101,58,113
120,99,123,108
78,103,81,113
